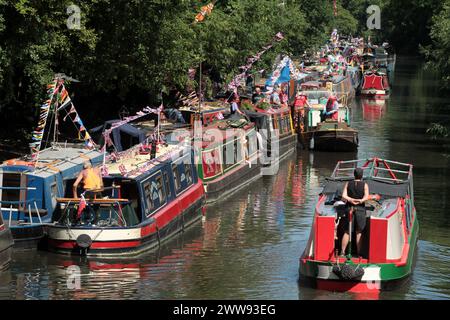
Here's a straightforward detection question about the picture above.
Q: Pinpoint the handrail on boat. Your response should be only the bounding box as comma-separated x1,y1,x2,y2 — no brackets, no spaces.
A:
0,186,37,191
57,198,129,227
330,158,413,182
56,198,130,204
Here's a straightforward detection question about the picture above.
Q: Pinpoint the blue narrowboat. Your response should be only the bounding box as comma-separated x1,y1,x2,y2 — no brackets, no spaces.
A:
0,145,103,246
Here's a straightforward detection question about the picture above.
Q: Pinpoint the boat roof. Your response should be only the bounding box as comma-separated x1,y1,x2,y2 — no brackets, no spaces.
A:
318,159,413,199
105,143,188,180
322,179,409,198
1,145,103,179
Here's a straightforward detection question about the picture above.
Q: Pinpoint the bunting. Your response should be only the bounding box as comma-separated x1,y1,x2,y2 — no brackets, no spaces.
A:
265,56,307,91
176,91,200,108
29,79,60,157
228,32,285,91
194,2,215,23
57,83,96,149
29,77,96,159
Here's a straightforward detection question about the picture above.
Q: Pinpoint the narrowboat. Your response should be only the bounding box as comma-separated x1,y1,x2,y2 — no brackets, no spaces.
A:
192,116,261,203
0,213,13,271
299,158,419,293
307,120,359,152
292,89,358,152
361,70,390,99
46,143,206,256
243,104,298,166
0,146,103,246
347,66,363,93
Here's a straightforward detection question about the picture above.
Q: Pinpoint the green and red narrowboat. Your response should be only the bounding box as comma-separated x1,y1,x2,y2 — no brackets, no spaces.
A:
291,89,358,152
242,104,298,166
194,118,261,203
299,158,419,293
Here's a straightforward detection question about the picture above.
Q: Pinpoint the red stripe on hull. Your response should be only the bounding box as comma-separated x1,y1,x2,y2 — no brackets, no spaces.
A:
152,180,204,231
48,239,142,250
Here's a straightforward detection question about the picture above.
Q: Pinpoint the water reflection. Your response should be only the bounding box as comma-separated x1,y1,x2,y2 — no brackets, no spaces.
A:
361,99,388,121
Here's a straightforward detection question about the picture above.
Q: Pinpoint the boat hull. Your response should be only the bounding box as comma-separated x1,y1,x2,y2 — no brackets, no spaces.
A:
301,130,359,152
299,214,419,293
261,133,297,167
361,90,390,100
10,224,46,248
0,227,13,271
204,160,261,204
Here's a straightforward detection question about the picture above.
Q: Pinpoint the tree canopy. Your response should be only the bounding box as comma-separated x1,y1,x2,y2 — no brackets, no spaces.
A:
0,0,448,142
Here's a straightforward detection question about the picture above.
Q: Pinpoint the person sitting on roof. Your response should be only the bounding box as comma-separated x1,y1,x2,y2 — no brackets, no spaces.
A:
271,87,282,108
228,93,245,116
73,161,104,199
323,95,339,120
340,168,369,257
252,86,265,105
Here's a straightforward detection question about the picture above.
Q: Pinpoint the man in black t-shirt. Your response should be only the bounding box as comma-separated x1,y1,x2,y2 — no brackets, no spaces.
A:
340,168,369,256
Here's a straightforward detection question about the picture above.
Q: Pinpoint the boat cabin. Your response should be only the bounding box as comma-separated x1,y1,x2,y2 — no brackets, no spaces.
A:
0,146,103,243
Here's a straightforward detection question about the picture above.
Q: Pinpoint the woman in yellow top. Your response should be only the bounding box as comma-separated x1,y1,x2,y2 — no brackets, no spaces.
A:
73,162,104,199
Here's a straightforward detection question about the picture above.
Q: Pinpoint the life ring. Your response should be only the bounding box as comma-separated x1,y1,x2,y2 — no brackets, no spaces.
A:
3,159,34,167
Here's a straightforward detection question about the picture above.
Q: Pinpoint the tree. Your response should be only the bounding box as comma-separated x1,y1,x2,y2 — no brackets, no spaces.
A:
423,0,450,89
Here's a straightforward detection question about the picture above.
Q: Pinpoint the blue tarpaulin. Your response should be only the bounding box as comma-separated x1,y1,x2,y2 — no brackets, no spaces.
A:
265,65,291,88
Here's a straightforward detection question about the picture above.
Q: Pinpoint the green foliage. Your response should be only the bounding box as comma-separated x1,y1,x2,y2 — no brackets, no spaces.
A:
240,100,254,111
0,0,449,141
422,0,450,89
258,102,271,110
427,123,449,139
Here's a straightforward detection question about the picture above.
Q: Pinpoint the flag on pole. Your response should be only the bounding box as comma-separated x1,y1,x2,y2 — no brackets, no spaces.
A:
77,194,87,219
194,2,214,23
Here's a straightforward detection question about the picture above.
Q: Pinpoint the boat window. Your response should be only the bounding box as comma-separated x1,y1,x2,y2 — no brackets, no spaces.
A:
184,164,193,186
248,132,257,156
143,182,154,212
0,172,21,209
234,138,242,163
172,164,182,193
223,140,234,170
155,175,166,204
51,182,58,208
163,171,172,199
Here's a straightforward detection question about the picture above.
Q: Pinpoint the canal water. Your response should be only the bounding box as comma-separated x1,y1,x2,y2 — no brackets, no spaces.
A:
1,57,449,300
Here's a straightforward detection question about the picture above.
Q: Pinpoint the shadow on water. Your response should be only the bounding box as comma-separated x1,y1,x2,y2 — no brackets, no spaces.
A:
0,56,449,300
